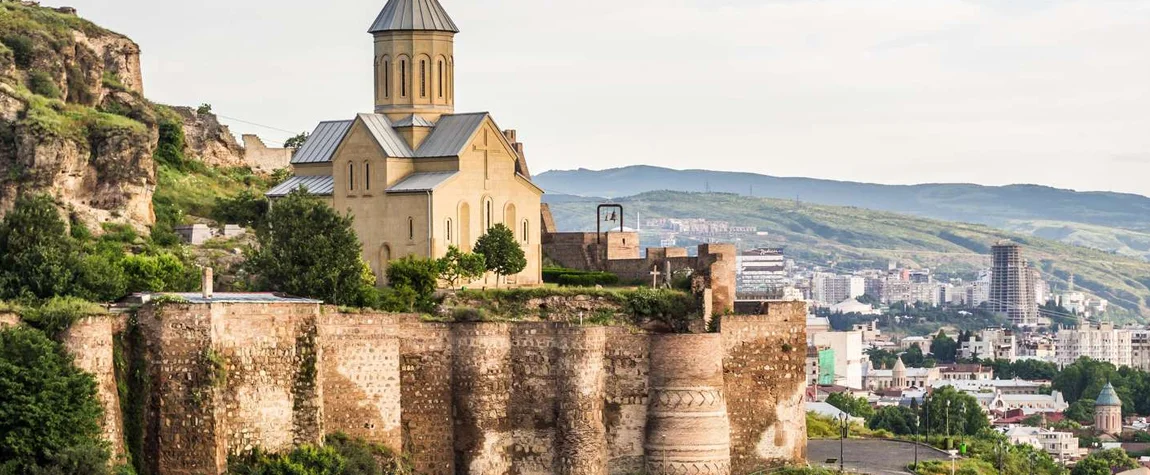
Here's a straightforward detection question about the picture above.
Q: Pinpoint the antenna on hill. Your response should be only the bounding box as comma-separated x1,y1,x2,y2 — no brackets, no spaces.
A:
705,180,711,193
749,184,754,197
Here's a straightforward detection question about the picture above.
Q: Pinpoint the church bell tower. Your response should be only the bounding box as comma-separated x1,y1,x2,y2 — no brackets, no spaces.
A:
370,0,458,121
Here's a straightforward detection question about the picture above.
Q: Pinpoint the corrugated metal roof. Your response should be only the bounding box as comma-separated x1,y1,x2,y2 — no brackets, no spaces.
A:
393,114,435,127
386,171,458,193
265,175,335,197
152,293,323,304
369,0,459,33
291,120,353,164
358,114,414,158
415,112,487,157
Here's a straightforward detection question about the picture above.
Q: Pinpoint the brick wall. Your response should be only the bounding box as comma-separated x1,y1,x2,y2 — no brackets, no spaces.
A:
722,301,808,473
318,311,404,448
61,315,126,458
399,319,455,475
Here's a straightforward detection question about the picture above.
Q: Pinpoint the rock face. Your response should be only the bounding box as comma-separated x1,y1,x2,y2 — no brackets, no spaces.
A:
172,106,247,169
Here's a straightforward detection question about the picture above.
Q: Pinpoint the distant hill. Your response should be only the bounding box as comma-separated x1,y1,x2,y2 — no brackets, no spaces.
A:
535,166,1150,259
543,191,1150,320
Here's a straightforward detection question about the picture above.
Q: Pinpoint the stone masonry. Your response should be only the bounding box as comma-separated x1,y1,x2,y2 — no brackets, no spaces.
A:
58,298,806,474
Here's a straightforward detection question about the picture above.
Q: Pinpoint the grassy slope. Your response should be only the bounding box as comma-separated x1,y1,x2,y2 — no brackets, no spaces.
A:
545,191,1150,319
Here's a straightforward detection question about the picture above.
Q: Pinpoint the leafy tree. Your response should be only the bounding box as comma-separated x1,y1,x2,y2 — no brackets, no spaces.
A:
902,344,926,367
866,347,898,369
0,195,78,300
246,189,376,307
930,330,958,364
196,103,213,115
437,246,486,289
212,190,269,229
1064,399,1095,424
120,253,197,293
473,223,526,287
74,252,129,302
825,392,874,420
920,386,988,437
868,405,918,435
0,327,109,473
1053,357,1119,405
284,132,309,151
385,256,441,311
1071,449,1138,475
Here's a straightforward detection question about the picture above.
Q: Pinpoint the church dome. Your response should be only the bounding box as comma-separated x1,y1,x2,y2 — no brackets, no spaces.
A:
1096,382,1122,407
369,0,460,33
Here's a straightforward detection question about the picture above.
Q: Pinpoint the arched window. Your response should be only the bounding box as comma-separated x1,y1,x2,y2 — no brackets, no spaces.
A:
408,217,415,240
522,219,529,243
383,58,390,98
446,218,453,243
347,162,355,191
485,199,493,230
420,60,427,97
438,60,444,98
400,59,407,97
364,162,371,191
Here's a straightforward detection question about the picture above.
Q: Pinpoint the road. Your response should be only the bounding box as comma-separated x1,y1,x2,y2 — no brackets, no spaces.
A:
808,439,952,475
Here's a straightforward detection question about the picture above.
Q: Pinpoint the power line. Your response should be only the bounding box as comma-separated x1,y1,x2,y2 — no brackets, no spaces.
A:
215,114,304,136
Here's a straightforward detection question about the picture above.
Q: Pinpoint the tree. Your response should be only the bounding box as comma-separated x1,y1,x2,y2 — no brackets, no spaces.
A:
826,391,874,420
212,190,270,229
0,327,110,473
473,223,526,287
1071,449,1138,475
920,386,988,437
246,189,376,307
930,330,958,364
196,103,213,115
866,347,898,369
385,256,441,312
868,406,918,435
437,246,486,289
284,132,309,151
0,195,78,300
902,345,926,367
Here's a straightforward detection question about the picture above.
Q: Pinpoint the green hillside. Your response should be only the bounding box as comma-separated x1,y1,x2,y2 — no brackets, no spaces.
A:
545,191,1150,320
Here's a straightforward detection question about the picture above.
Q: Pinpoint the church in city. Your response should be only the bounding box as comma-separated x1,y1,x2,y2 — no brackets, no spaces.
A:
267,0,543,286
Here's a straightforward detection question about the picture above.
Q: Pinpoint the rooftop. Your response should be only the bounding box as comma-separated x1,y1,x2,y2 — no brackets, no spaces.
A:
369,0,459,33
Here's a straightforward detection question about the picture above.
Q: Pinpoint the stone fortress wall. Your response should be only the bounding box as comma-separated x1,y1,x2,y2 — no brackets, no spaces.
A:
40,298,805,475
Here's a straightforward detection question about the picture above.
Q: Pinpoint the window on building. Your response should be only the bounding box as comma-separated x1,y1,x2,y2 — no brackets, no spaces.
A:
420,60,427,97
446,218,453,243
383,59,390,98
408,217,415,240
364,162,371,191
348,162,355,191
485,199,493,230
400,60,407,97
438,60,444,98
522,219,529,243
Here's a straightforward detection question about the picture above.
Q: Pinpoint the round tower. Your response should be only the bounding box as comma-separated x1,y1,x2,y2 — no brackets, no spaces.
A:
892,357,907,389
1094,382,1123,436
369,0,458,121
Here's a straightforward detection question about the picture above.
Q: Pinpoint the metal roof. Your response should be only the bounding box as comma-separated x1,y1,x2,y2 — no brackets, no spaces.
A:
156,293,322,304
266,175,335,197
1097,382,1122,406
359,114,415,158
369,0,459,34
291,120,353,164
415,112,487,157
386,171,458,193
393,114,436,127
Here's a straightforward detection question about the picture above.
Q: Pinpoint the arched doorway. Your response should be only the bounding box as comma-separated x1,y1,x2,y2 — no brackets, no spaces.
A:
379,244,392,283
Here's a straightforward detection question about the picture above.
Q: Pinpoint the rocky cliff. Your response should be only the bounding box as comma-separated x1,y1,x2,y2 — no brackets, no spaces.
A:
0,2,288,232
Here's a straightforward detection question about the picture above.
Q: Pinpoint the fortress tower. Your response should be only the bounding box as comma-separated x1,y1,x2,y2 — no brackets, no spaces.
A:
370,0,458,121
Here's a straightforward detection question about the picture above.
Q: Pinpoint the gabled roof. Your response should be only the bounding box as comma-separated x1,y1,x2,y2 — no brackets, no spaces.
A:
393,114,435,127
386,171,458,193
358,114,414,158
369,0,459,34
291,120,353,164
415,112,488,157
266,175,335,197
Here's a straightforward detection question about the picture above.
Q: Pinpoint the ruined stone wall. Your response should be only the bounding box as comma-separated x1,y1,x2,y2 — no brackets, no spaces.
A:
542,232,641,271
721,301,808,473
241,134,293,173
61,315,127,458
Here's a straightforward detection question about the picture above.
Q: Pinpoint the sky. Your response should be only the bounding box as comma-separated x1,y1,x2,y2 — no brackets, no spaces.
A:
66,0,1150,196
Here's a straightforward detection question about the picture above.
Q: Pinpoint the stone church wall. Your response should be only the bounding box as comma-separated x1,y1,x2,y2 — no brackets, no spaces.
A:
57,298,806,475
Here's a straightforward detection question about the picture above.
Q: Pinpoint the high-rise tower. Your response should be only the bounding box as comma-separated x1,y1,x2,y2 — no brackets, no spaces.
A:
989,242,1039,326
370,0,458,121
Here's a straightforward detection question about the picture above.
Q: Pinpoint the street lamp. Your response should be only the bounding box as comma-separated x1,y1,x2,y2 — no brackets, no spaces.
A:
913,416,919,472
946,400,952,447
997,440,1005,474
838,412,849,474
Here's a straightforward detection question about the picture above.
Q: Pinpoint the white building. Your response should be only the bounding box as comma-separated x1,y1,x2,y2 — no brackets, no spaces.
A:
959,328,1017,361
812,274,865,306
1002,426,1082,463
1054,322,1132,368
812,331,866,389
736,248,787,297
986,391,1069,416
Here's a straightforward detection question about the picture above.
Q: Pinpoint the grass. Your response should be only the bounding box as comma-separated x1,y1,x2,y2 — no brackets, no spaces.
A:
549,191,1150,320
153,164,274,221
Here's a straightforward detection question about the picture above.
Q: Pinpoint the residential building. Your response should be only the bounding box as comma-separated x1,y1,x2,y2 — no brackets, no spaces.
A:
1054,322,1132,368
989,243,1040,326
938,363,994,381
1133,330,1150,372
812,331,866,389
900,336,932,352
959,328,1017,361
1002,426,1082,463
806,346,820,387
964,280,990,308
736,248,787,298
812,274,865,306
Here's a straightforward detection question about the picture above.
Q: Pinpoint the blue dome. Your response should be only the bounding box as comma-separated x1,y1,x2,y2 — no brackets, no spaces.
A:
1096,382,1122,407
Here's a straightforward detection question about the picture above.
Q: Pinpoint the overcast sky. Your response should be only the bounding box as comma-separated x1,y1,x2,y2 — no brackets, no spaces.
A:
67,0,1150,196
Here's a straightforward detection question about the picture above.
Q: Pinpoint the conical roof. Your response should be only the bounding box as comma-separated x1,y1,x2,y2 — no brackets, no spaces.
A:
369,0,459,33
1096,382,1122,406
893,357,906,372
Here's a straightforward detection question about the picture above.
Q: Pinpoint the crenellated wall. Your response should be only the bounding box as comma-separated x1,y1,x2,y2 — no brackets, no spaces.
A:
56,298,806,475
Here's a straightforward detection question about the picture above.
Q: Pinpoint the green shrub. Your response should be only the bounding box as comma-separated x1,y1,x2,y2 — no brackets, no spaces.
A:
386,256,441,311
120,253,196,293
228,433,410,475
556,273,619,287
27,70,60,99
2,34,34,68
99,222,138,243
19,296,105,338
75,251,129,302
211,189,268,229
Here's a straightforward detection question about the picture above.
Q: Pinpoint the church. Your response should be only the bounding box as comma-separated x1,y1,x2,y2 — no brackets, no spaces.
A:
267,0,543,286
